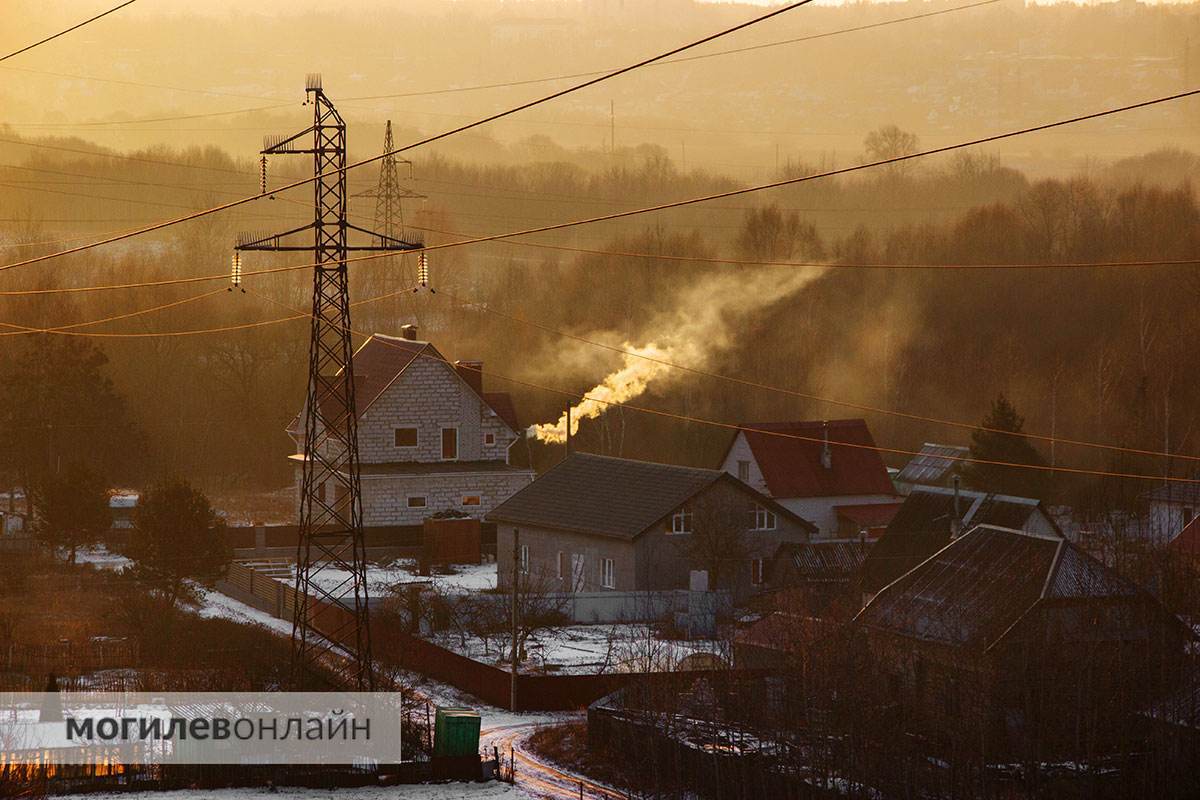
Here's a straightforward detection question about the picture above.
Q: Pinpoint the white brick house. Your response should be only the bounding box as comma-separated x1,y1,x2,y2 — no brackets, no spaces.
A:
287,325,533,527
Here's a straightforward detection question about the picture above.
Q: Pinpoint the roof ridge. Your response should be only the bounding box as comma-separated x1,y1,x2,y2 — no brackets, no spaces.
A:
569,451,724,475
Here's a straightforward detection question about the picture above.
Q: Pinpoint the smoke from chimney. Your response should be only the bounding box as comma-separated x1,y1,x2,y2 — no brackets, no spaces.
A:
527,265,826,444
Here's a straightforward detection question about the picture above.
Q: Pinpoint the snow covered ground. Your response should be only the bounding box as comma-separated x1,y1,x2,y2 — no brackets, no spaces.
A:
69,544,133,571
298,560,498,597
56,784,520,800
429,624,727,675
194,585,294,637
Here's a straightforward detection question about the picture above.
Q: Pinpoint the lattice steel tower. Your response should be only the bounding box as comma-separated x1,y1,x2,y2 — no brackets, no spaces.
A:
236,76,421,689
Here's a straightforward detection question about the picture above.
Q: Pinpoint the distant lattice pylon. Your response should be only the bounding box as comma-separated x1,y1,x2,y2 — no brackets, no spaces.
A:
369,120,424,244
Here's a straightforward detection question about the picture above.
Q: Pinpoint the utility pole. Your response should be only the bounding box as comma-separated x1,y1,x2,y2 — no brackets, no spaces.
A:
510,527,520,712
610,100,615,155
236,76,422,690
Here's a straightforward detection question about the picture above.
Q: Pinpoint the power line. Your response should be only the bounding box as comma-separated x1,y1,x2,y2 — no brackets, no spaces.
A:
0,136,254,176
340,0,1001,103
0,0,140,63
4,0,990,133
0,0,817,273
0,288,226,337
434,286,1200,466
0,63,280,102
242,286,1200,487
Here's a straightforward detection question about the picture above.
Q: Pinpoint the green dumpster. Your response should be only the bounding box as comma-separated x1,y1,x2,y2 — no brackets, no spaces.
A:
433,706,481,758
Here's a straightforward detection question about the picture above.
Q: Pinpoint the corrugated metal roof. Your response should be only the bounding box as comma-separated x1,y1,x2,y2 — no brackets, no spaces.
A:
895,443,968,485
780,540,871,580
858,525,1063,649
488,453,737,539
858,486,1050,595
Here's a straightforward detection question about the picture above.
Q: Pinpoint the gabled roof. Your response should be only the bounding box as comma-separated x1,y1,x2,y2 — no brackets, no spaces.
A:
286,333,519,436
487,452,814,540
856,525,1140,651
895,443,968,486
729,419,896,499
858,486,1056,595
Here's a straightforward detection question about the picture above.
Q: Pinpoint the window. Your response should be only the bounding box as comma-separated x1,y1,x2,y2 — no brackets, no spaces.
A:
571,553,585,591
441,427,458,460
751,558,765,586
461,495,481,507
317,482,327,503
750,505,777,531
394,427,418,448
1186,507,1195,525
557,551,565,581
601,558,615,589
670,506,693,534
519,544,530,574
485,432,496,446
737,460,750,482
407,496,427,509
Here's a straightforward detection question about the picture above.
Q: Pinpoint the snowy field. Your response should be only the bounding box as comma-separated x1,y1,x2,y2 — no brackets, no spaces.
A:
429,624,727,675
300,560,498,597
195,585,295,637
57,784,520,800
69,544,133,571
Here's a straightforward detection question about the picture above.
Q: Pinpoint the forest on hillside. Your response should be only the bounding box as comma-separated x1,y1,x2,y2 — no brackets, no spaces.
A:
2,122,1200,519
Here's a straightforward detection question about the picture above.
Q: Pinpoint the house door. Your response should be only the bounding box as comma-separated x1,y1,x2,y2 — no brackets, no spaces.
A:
571,554,586,592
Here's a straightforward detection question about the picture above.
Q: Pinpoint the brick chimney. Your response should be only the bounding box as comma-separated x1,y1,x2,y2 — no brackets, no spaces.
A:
454,360,483,395
400,323,418,341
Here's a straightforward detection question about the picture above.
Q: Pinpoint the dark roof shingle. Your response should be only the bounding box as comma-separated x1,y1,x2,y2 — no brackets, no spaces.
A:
488,453,812,539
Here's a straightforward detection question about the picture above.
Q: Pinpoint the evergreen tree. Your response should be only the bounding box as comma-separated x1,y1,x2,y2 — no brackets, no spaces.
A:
964,394,1049,500
31,462,110,563
129,479,230,608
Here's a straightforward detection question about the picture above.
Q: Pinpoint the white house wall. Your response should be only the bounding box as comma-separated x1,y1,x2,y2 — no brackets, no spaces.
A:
780,494,898,539
719,432,769,494
361,470,534,526
356,355,516,465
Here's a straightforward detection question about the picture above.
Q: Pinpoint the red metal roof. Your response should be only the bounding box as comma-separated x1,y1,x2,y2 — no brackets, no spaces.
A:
736,419,897,499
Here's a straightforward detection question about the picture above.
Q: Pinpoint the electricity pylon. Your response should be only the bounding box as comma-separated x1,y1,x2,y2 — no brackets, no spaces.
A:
355,120,427,300
235,76,421,689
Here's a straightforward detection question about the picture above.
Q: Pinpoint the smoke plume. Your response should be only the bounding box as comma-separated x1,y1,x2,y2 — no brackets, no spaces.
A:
526,265,826,444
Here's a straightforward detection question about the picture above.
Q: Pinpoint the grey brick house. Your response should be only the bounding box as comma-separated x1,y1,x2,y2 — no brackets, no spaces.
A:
287,325,533,528
489,453,815,603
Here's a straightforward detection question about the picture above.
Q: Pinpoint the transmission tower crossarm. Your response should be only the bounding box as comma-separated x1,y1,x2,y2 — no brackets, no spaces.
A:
232,77,383,691
344,221,421,251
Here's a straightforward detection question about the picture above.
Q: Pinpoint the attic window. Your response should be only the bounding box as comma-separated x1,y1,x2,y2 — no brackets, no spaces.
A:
485,433,496,446
394,427,418,448
750,505,777,531
670,506,693,535
737,460,750,482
